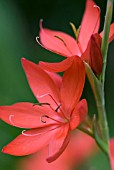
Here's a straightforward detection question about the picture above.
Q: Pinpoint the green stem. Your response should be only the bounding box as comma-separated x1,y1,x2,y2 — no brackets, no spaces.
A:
77,126,94,138
101,0,113,85
83,0,113,167
85,63,109,152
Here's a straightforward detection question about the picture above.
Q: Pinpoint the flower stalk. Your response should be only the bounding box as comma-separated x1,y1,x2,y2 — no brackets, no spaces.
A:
101,0,113,84
84,0,113,165
85,63,109,152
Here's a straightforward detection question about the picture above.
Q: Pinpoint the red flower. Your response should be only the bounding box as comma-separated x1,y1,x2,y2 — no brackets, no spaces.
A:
37,0,114,74
0,57,87,162
19,131,98,170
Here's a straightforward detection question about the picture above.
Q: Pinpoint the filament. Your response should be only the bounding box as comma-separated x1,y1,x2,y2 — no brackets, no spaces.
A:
33,102,50,107
40,115,49,123
37,93,61,110
9,115,24,128
36,93,65,118
54,35,74,55
22,125,59,137
40,115,62,124
22,130,41,136
55,104,62,112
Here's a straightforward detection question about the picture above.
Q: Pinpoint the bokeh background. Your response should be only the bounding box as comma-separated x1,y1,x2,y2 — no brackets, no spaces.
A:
0,0,114,169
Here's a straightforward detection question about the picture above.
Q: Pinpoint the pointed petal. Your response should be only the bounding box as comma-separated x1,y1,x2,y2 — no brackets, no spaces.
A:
22,58,60,109
60,57,85,118
39,57,73,72
2,126,58,156
39,20,80,57
109,23,114,43
110,138,114,170
0,102,61,128
78,0,100,52
45,71,62,89
82,33,102,75
70,99,88,130
47,124,70,163
70,112,80,131
100,23,114,43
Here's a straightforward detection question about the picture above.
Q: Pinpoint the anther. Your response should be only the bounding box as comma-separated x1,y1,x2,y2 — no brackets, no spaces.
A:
55,104,62,112
33,102,50,107
54,36,67,47
40,115,49,123
22,130,40,137
54,35,74,55
9,115,24,128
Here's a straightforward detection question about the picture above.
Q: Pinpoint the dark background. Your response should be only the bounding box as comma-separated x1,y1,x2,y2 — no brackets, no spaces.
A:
0,0,114,169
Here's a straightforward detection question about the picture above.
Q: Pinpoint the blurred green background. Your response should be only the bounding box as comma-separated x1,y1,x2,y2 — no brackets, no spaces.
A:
0,0,114,169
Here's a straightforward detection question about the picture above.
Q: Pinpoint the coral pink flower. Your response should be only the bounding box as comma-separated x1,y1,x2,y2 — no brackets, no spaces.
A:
110,138,114,170
38,0,114,74
18,131,98,170
0,57,87,162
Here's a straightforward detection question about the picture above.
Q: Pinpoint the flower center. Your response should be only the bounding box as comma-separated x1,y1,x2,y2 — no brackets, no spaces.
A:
33,93,69,124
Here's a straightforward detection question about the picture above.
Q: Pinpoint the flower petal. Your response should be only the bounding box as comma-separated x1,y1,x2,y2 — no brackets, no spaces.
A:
82,33,102,75
2,126,58,156
39,20,80,57
70,99,88,130
39,57,73,72
110,138,114,170
45,71,62,89
47,124,70,163
60,57,85,118
0,102,61,128
109,23,114,43
100,23,114,43
78,0,100,52
22,58,60,109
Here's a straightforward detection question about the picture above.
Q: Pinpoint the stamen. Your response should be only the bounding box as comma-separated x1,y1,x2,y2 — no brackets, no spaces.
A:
54,36,67,47
70,22,77,40
22,125,59,137
9,115,24,128
37,93,60,108
36,93,50,99
22,130,40,137
54,35,74,55
70,22,81,42
55,104,62,112
36,36,45,48
9,115,15,125
40,115,49,123
47,94,64,114
33,102,50,107
48,94,59,106
36,36,64,56
36,93,65,117
40,115,62,124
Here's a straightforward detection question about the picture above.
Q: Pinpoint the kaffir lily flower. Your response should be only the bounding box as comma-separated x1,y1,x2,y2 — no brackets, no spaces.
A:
37,0,114,74
0,57,87,162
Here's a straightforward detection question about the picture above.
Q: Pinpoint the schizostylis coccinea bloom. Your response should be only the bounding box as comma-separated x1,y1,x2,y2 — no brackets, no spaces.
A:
37,0,114,74
0,57,87,162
